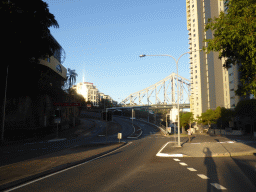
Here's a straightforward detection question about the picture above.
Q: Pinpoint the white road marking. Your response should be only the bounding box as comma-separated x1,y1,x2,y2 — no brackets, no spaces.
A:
156,141,170,154
210,183,227,190
48,138,66,142
173,159,180,161
197,174,209,179
179,162,187,166
187,168,197,171
156,153,184,157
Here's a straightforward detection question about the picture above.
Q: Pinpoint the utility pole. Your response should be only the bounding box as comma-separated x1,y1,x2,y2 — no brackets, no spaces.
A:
1,65,9,143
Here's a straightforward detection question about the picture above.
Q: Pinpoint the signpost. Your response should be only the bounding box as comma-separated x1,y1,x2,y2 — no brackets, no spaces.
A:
118,133,122,143
54,109,61,138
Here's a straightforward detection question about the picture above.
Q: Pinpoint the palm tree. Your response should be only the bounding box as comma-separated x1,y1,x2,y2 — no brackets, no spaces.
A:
64,68,78,90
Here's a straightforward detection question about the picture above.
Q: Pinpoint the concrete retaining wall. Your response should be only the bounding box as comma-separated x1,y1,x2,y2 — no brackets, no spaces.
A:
208,129,243,135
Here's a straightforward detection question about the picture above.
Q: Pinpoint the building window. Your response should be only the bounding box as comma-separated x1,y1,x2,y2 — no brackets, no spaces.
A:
197,103,199,106
192,14,195,17
194,44,196,47
195,70,197,73
193,34,196,37
194,54,197,57
193,29,195,32
192,9,194,13
229,73,233,76
230,80,234,84
195,75,197,79
193,24,195,27
192,5,194,8
195,65,197,68
230,88,234,91
193,19,195,22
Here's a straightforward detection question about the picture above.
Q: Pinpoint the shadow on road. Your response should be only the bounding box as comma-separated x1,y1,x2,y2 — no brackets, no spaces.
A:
203,147,219,192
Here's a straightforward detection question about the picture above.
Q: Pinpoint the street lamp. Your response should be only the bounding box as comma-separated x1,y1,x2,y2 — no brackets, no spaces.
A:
139,49,202,147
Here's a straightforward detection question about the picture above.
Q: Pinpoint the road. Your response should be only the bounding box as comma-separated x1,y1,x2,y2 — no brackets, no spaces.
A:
3,117,256,192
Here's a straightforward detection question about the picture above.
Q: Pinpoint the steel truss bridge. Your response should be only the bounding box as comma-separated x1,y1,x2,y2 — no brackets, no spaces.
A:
120,73,191,108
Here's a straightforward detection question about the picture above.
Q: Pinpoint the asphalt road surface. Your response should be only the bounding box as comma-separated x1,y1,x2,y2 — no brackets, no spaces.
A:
4,117,256,192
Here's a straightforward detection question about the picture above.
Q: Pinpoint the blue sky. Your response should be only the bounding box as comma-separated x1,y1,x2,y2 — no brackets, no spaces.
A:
46,0,190,104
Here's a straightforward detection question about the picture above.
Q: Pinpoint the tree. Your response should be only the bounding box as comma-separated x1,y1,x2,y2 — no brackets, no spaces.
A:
1,0,60,68
64,68,78,90
235,99,256,136
179,112,194,133
203,0,256,97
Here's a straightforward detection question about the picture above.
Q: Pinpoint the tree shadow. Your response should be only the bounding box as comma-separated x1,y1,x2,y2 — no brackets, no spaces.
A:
203,147,219,192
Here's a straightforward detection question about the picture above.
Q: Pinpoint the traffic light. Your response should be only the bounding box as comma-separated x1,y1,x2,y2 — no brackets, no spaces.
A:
107,111,112,121
101,112,107,121
55,109,61,118
101,111,112,121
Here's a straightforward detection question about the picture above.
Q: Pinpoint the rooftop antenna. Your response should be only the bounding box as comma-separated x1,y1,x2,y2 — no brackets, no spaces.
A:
83,69,85,83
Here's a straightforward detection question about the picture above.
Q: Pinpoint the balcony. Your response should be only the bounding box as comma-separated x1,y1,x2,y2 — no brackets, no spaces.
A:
189,55,192,59
188,36,191,40
189,40,192,44
188,32,191,35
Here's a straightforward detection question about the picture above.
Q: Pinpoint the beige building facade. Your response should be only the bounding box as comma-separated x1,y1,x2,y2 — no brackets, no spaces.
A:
186,0,231,119
72,82,100,107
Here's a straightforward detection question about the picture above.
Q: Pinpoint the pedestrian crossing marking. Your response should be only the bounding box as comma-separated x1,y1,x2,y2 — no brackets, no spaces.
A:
210,183,227,190
197,174,209,179
179,162,187,166
173,159,180,161
187,168,197,171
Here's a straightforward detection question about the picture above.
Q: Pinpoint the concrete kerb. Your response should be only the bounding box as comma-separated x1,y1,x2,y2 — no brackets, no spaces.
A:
0,142,128,191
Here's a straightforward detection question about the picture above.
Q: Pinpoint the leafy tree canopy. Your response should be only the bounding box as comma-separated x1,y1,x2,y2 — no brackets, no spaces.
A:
203,0,256,96
1,0,59,68
235,99,256,119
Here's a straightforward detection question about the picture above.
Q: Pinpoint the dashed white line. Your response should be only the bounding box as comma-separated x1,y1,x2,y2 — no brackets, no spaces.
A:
173,159,180,161
187,168,197,171
197,174,209,179
179,162,188,166
210,183,227,190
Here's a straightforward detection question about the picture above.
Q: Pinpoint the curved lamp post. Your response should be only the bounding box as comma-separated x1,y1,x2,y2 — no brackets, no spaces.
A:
139,49,202,147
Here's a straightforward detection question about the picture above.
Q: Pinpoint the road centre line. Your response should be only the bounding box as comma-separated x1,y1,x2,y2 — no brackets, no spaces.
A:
179,162,188,166
5,142,132,192
173,159,180,161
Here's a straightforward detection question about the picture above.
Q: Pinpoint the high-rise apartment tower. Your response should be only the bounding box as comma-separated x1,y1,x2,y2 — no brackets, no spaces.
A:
186,0,230,119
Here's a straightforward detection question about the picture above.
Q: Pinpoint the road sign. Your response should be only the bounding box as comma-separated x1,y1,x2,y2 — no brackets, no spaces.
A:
118,133,122,143
167,127,171,133
54,117,61,124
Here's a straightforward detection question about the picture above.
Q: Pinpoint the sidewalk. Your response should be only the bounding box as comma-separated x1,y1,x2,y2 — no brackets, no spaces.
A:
157,134,256,157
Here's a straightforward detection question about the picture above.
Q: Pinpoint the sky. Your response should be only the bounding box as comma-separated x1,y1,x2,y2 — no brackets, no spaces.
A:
45,0,191,105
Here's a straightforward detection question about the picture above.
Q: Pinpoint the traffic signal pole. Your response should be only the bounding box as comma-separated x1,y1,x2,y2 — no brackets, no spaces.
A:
106,108,108,144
